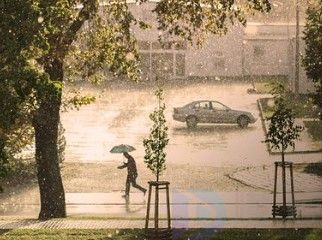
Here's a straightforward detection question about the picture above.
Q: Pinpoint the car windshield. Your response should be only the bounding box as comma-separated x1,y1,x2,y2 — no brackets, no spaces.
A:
211,101,228,110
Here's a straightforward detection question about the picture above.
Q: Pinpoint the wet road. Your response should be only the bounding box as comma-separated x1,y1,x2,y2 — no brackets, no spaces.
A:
61,81,319,167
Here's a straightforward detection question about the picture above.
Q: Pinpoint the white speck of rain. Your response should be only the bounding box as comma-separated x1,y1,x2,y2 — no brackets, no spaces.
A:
126,52,135,61
231,4,238,11
38,16,44,23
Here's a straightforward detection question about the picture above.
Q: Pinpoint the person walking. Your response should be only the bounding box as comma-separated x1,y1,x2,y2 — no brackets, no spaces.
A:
118,152,146,198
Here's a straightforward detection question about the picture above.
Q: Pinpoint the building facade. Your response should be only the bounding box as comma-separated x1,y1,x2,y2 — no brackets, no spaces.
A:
129,3,314,94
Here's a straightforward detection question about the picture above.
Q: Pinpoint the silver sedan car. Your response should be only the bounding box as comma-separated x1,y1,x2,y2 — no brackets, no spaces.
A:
173,100,257,128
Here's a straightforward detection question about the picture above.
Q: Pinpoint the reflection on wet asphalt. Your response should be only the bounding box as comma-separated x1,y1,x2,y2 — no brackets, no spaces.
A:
60,82,272,167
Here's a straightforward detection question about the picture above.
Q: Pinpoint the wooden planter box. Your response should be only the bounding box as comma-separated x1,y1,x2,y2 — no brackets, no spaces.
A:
272,205,297,218
272,161,297,218
145,181,172,240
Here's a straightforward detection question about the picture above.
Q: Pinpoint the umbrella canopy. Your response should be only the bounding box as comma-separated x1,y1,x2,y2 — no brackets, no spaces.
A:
110,144,136,153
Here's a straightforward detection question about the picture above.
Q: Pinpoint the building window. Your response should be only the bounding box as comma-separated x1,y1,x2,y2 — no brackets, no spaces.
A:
213,51,225,70
138,41,151,50
152,41,172,50
214,51,223,57
138,52,150,80
253,45,265,61
175,54,185,77
213,59,225,69
174,41,187,50
151,53,173,77
151,41,187,50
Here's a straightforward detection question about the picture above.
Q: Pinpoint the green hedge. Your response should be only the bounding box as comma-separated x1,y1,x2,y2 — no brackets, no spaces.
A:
259,95,320,119
304,121,322,141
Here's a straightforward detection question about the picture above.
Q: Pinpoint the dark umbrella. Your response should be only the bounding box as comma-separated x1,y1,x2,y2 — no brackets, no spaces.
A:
110,144,136,153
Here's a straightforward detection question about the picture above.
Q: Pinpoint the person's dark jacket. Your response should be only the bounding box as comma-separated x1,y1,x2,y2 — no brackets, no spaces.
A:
118,155,138,179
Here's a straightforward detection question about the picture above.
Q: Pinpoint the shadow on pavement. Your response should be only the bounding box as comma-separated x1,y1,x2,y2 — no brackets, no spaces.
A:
125,197,146,214
304,162,322,177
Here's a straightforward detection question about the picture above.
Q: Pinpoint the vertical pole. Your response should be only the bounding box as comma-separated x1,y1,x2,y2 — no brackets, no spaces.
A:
149,51,152,81
282,151,287,218
154,184,159,231
156,82,160,183
295,0,300,95
241,40,246,78
290,163,296,218
273,162,278,218
166,184,171,228
145,183,152,229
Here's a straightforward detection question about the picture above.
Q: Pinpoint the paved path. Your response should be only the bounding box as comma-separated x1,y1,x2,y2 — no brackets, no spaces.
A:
1,192,321,219
0,218,321,229
229,165,322,193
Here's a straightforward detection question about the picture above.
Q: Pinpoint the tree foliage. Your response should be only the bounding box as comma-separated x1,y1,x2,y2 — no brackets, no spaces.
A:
154,0,271,44
143,88,169,181
0,0,40,182
303,0,322,118
265,82,303,153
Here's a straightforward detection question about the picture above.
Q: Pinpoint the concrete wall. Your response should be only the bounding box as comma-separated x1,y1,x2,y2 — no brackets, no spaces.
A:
243,38,290,76
185,26,244,78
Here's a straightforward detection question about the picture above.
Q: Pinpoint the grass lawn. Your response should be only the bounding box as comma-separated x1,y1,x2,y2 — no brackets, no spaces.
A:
0,229,321,240
253,82,275,94
259,95,319,119
252,77,288,94
304,121,322,141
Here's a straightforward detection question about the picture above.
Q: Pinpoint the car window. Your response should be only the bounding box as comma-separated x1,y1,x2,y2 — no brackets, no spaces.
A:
211,101,227,110
195,101,210,110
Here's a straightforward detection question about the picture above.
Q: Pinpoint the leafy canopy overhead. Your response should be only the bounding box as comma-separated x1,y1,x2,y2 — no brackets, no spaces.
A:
154,0,271,42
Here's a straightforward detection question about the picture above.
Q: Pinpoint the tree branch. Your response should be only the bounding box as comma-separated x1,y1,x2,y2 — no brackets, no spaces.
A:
60,0,99,58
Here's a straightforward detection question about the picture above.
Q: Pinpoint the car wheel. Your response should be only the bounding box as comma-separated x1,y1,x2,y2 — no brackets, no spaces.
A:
186,116,197,128
237,115,250,128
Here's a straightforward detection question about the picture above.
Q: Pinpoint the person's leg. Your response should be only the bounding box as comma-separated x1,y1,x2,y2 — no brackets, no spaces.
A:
125,176,130,196
132,178,147,194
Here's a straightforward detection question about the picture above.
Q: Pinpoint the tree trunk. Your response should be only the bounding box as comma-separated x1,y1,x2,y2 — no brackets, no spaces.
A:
281,149,286,218
34,59,66,220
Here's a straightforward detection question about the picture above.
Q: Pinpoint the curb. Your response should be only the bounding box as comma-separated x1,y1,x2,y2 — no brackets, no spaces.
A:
226,169,271,192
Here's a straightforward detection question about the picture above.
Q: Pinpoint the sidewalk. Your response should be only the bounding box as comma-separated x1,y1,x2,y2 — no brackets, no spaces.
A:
0,218,321,229
1,191,321,220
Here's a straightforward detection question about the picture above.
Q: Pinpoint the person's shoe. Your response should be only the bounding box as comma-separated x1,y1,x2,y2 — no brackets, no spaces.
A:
122,194,129,198
143,189,147,196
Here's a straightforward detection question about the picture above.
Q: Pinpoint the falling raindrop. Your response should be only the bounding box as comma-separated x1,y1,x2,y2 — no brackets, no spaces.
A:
126,52,135,61
38,16,44,23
